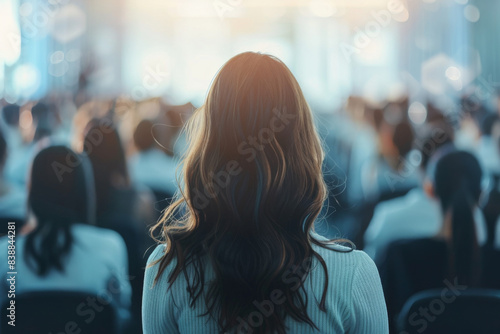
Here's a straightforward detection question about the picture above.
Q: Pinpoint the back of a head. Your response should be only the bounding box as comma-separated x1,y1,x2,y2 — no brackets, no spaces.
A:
133,119,156,152
434,151,482,285
418,122,455,171
30,145,94,226
83,119,129,215
153,52,334,334
27,145,95,276
393,120,414,158
181,52,325,231
32,102,57,141
434,151,482,209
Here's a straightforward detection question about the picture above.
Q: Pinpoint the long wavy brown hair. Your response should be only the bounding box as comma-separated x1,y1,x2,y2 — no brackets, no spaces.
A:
151,52,348,333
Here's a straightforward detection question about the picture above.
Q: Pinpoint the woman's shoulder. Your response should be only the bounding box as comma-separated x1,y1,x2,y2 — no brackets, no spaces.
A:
72,224,127,254
147,243,167,263
310,233,379,281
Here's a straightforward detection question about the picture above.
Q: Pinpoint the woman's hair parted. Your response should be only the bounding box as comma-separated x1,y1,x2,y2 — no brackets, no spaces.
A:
150,52,351,334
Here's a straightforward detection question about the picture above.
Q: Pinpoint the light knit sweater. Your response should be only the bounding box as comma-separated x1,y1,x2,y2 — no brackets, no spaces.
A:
142,234,389,334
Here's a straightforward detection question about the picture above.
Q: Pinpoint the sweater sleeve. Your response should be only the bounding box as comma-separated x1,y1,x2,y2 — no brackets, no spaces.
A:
142,244,179,334
348,251,389,334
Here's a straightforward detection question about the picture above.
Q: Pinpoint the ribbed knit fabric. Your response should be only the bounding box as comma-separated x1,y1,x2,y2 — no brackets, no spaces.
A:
142,234,389,334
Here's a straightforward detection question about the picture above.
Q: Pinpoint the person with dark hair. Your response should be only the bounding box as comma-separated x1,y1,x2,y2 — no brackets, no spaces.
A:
2,102,63,187
361,114,419,202
142,52,388,333
31,102,54,141
364,121,467,263
477,112,500,177
0,146,131,323
381,151,486,329
482,120,500,249
0,129,26,233
83,118,154,228
129,119,179,201
83,118,154,333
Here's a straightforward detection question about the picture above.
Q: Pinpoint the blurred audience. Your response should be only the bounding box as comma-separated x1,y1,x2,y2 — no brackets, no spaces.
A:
2,102,63,187
0,87,499,334
361,103,419,202
380,151,488,330
129,119,179,206
364,122,454,262
83,118,155,333
0,146,131,326
83,118,154,229
477,112,500,176
0,129,26,233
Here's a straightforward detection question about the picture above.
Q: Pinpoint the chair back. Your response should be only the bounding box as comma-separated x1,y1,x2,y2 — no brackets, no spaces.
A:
1,290,117,334
396,288,500,334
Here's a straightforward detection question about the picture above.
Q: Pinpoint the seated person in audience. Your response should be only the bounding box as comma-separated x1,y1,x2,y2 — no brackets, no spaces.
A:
364,123,487,263
482,120,500,249
129,119,179,200
0,146,131,324
83,118,155,229
477,112,500,177
142,52,389,334
3,102,61,187
83,119,155,332
361,111,419,202
0,129,26,231
0,104,22,149
380,151,486,328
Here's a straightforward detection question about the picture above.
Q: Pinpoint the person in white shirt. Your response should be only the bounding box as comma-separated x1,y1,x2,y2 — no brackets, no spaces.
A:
364,124,488,264
0,145,131,327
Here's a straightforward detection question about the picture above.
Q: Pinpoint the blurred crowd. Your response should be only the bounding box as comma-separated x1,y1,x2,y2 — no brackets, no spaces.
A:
0,96,193,333
0,90,500,333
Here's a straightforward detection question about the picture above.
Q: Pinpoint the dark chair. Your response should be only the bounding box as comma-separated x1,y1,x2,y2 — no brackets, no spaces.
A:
482,246,500,289
102,216,145,334
396,288,500,334
0,290,118,334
